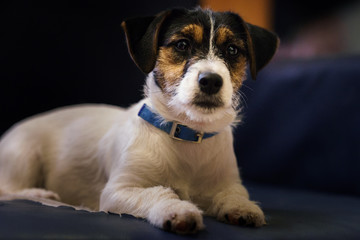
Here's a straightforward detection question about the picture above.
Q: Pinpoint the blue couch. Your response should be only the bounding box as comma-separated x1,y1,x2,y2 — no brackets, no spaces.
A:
1,56,360,239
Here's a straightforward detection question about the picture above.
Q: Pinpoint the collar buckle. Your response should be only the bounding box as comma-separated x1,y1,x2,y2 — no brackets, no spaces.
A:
195,132,204,143
169,121,204,143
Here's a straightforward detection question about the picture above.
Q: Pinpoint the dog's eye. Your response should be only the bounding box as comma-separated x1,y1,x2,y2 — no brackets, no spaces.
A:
227,45,239,56
175,40,190,52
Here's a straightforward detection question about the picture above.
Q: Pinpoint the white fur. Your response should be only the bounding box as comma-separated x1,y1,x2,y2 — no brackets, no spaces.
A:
207,10,216,59
0,83,265,233
0,18,265,234
166,58,235,133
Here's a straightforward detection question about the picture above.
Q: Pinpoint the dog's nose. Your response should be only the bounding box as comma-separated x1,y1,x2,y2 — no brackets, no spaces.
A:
198,72,223,95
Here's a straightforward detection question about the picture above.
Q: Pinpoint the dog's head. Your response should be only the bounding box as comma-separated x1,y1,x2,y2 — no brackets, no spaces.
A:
122,8,279,132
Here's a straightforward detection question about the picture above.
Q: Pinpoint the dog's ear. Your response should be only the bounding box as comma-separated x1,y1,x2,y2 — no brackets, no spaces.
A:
121,10,172,74
243,23,280,80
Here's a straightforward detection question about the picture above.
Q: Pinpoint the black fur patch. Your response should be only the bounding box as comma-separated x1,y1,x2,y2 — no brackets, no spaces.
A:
156,8,251,81
158,9,212,61
122,8,279,80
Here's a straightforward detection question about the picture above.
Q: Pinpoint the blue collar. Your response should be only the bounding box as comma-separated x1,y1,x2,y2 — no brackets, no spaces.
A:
138,104,218,143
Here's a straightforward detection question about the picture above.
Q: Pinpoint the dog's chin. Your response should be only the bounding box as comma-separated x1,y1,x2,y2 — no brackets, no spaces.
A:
191,94,224,113
192,101,222,114
170,100,236,132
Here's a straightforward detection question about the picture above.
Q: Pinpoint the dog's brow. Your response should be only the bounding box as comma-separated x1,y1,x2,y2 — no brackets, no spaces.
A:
215,27,245,47
180,24,203,43
216,27,234,45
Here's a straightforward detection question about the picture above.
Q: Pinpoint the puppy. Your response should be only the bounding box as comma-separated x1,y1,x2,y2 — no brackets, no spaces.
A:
0,8,278,234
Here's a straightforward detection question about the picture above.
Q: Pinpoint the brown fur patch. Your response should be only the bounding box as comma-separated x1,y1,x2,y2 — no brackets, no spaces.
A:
215,27,245,49
167,24,203,44
215,27,247,90
216,27,234,46
229,56,247,90
154,46,186,94
181,24,203,43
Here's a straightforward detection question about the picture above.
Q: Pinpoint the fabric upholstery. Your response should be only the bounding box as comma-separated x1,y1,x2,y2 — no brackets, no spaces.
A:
234,56,360,196
1,184,360,239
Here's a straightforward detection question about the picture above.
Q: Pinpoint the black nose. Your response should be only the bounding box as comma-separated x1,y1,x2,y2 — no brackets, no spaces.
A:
198,72,223,95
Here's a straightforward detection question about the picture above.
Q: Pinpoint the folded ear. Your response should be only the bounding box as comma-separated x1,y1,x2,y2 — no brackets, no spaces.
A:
121,10,172,74
244,23,280,80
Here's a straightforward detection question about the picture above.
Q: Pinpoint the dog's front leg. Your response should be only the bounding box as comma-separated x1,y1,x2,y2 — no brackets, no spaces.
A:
207,183,266,227
100,184,204,234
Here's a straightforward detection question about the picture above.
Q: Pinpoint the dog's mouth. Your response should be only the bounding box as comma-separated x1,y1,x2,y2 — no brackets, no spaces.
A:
192,94,224,111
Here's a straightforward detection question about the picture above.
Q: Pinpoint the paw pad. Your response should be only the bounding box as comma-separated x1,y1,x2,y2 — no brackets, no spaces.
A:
162,212,201,234
224,213,265,227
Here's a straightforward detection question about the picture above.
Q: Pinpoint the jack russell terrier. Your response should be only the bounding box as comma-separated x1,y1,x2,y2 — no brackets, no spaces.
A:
0,7,279,234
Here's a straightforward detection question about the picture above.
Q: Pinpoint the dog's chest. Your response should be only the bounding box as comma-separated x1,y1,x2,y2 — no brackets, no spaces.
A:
164,140,227,200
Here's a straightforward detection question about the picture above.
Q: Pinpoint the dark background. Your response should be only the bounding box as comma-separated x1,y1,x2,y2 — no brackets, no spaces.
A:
0,0,197,134
1,0,358,136
274,0,357,39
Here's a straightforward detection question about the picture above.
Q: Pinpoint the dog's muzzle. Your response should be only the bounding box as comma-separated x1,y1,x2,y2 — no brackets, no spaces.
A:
198,72,223,95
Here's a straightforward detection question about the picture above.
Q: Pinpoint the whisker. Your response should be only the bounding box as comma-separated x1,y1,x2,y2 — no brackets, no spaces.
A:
241,83,253,92
147,90,163,94
238,90,248,109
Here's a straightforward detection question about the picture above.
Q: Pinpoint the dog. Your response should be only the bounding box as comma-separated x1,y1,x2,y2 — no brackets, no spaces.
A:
0,8,279,234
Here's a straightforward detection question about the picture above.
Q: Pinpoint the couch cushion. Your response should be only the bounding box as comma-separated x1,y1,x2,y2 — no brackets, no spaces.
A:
234,56,360,196
1,184,359,239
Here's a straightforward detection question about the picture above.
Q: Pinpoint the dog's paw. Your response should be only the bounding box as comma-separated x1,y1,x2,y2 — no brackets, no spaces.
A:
162,209,202,234
219,199,266,227
149,200,204,234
